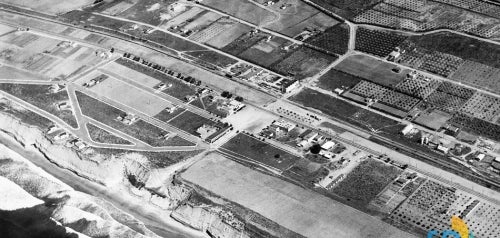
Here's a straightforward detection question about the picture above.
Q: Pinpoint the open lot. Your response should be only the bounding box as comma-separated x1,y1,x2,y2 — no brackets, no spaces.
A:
0,0,94,15
0,83,78,128
332,158,402,207
316,69,363,91
181,152,416,238
270,46,336,79
168,110,216,136
76,91,194,147
80,72,170,117
335,54,408,87
221,133,300,171
86,123,132,145
100,61,161,88
201,0,278,26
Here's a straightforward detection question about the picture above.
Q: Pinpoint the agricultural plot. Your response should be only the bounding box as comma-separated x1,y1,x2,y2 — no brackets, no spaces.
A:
449,113,500,141
221,30,270,56
189,17,237,43
145,30,206,52
310,0,384,19
335,54,408,87
205,22,252,49
379,91,420,112
200,0,277,26
316,69,363,91
184,50,238,68
350,80,389,100
264,0,337,37
388,180,457,235
404,32,500,69
0,65,49,81
168,110,217,136
394,75,441,99
238,37,293,67
418,52,464,77
0,83,78,128
86,123,132,145
332,158,402,207
270,46,336,79
114,58,197,100
425,91,469,114
221,133,300,171
181,11,222,33
154,108,186,123
414,109,451,131
461,93,500,123
76,91,194,147
450,60,500,94
305,23,349,55
118,0,179,26
355,28,407,57
437,81,475,99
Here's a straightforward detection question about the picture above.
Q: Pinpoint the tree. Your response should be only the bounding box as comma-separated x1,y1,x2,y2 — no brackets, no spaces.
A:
235,96,244,102
221,91,229,97
310,144,322,154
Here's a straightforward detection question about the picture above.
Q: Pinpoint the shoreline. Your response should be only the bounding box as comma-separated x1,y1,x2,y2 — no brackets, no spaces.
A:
0,131,207,238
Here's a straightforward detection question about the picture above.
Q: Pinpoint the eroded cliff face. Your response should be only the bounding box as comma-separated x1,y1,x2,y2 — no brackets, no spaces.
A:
0,108,204,237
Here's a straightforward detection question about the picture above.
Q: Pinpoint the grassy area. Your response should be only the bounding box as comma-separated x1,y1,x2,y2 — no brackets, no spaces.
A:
306,23,349,55
221,133,300,171
310,0,383,19
0,100,53,129
407,32,500,68
168,110,216,136
0,84,78,128
86,123,131,145
153,108,186,123
91,147,202,168
270,46,337,79
184,51,238,68
317,69,363,91
332,158,402,207
76,91,194,147
115,58,197,100
117,0,178,26
145,30,206,52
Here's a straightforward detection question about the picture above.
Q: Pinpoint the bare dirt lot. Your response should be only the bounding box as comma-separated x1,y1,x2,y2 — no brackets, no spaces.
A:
181,152,417,238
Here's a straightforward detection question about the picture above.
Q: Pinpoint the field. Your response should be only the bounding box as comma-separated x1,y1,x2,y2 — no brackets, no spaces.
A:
0,83,78,128
350,80,389,99
449,114,500,141
355,28,407,57
394,74,441,99
306,23,349,55
75,91,194,147
101,61,161,88
417,51,464,77
184,50,238,68
335,54,408,87
86,123,132,145
332,158,402,207
414,109,451,131
461,93,500,123
205,22,252,49
450,60,500,94
270,46,337,79
221,30,269,56
145,30,206,52
0,99,53,130
425,91,469,113
221,133,300,171
201,0,277,26
180,153,415,238
190,17,240,44
1,0,94,15
153,108,186,123
316,69,363,91
264,0,337,37
310,0,384,19
404,32,500,68
114,58,197,100
168,110,216,136
84,73,170,117
378,90,420,112
117,0,178,26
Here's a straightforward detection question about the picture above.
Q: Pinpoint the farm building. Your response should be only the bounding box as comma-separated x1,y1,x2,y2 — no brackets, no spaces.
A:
272,120,296,132
321,141,336,150
401,124,414,135
196,124,218,139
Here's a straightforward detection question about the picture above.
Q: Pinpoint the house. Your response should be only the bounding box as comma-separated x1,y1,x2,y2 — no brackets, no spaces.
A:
297,140,309,147
401,124,414,136
320,141,336,151
334,88,344,95
387,50,401,61
281,79,299,93
303,131,318,143
54,132,69,141
184,95,197,102
165,105,179,113
196,124,218,139
118,113,138,125
272,120,296,132
436,145,450,154
319,150,335,160
49,84,65,93
475,153,485,161
57,101,71,110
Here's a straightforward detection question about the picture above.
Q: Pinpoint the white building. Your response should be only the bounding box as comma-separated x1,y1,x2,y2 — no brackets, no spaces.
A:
401,124,414,136
321,141,336,151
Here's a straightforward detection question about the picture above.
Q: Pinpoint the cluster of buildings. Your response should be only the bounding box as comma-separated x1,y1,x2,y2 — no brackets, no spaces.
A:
195,123,232,143
228,63,299,94
117,113,139,125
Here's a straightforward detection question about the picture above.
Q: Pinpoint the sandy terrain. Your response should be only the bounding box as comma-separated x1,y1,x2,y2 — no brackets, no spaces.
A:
181,152,417,238
0,176,43,210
